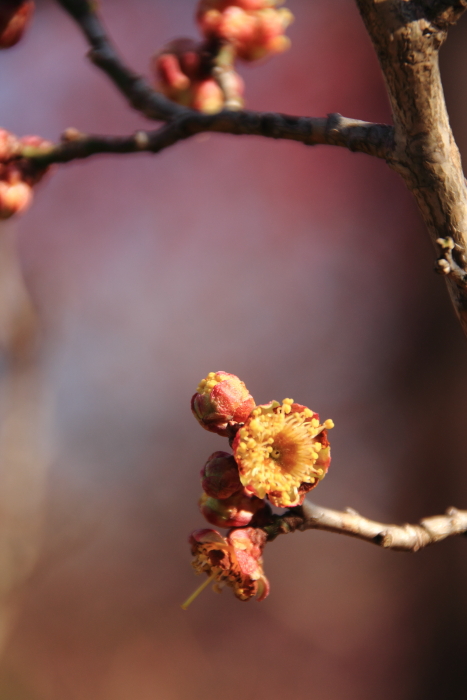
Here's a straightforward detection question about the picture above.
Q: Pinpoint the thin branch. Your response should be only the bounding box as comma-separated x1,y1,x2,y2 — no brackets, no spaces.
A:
263,500,467,552
56,0,188,121
29,113,394,169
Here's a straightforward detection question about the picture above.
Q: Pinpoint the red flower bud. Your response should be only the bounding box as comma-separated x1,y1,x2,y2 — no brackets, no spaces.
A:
151,38,243,113
0,129,19,160
191,371,255,436
199,490,266,528
197,2,293,62
201,451,243,499
191,78,225,113
0,130,52,218
0,179,31,219
0,0,34,49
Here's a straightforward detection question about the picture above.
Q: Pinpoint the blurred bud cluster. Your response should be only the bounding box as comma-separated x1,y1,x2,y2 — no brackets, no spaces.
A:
186,371,334,604
152,0,293,113
0,4,53,220
0,129,52,219
0,0,34,49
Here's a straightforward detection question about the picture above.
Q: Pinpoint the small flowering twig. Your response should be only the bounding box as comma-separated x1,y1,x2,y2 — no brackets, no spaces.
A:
52,0,467,338
264,500,467,552
52,0,394,159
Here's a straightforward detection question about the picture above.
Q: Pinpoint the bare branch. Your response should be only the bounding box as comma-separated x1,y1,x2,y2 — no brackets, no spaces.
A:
55,0,184,121
264,500,467,552
28,113,394,169
355,0,467,336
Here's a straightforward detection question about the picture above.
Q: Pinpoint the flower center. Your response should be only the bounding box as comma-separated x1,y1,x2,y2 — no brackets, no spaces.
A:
268,415,315,475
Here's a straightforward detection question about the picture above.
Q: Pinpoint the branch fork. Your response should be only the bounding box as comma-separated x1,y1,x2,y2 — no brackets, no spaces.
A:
32,0,467,556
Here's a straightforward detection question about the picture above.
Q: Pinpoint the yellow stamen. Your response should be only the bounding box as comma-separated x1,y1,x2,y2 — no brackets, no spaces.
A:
181,574,215,610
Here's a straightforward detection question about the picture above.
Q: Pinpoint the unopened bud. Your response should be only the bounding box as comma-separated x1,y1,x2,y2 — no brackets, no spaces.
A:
0,0,34,49
191,371,255,436
197,2,293,62
435,258,450,275
0,129,19,160
199,490,265,528
0,180,32,219
61,127,85,143
192,78,225,113
201,451,242,499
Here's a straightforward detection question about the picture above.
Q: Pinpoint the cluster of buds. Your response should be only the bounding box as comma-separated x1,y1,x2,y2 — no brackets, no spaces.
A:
0,0,34,49
184,371,334,607
152,38,244,114
197,0,293,62
151,0,293,113
0,129,52,219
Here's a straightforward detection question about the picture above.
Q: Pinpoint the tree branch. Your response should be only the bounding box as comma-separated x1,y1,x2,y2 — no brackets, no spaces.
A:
417,0,467,27
264,500,467,552
52,0,393,161
55,0,184,121
355,0,467,335
52,0,467,341
28,113,394,169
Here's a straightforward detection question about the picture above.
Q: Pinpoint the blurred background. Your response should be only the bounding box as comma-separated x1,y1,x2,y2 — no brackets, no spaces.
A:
0,1,466,698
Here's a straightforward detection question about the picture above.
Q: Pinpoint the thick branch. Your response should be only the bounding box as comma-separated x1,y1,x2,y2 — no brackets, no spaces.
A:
264,500,467,552
418,0,467,27
355,0,467,335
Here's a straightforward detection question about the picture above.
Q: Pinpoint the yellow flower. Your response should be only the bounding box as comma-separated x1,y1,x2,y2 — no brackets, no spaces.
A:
233,399,333,507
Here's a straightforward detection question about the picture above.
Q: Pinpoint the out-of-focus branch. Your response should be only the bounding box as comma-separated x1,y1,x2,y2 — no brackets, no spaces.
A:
29,113,394,169
264,500,467,552
53,0,393,161
55,0,183,121
0,230,51,654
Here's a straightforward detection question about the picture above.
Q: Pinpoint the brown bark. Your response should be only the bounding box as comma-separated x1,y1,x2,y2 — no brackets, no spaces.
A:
355,0,467,332
264,500,467,552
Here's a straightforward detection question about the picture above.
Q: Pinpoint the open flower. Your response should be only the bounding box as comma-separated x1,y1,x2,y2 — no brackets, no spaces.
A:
188,527,269,602
191,371,255,436
233,399,334,507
